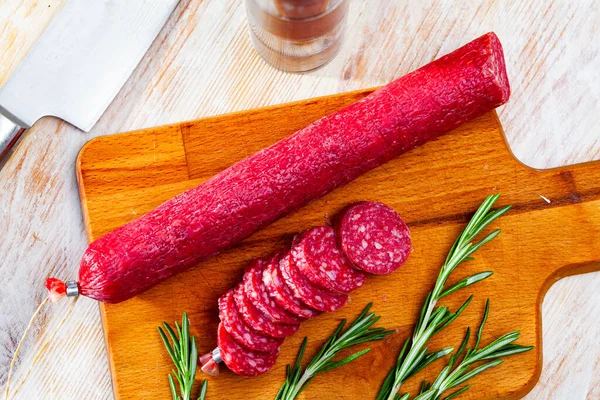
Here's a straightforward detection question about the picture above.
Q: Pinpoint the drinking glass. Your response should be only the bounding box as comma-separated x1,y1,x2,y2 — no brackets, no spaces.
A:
245,0,349,73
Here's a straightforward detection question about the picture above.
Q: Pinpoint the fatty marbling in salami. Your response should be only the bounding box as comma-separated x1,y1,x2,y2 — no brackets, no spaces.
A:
233,284,299,339
279,252,348,312
291,226,366,293
217,323,278,378
218,290,283,353
243,255,305,325
338,202,411,274
68,32,509,303
263,256,321,319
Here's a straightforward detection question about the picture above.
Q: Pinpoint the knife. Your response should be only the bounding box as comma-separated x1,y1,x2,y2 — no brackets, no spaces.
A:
0,0,180,162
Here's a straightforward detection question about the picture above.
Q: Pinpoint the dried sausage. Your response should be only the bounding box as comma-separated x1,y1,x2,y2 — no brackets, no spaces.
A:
338,202,411,274
262,254,321,319
242,255,305,325
279,252,348,312
233,284,299,338
218,290,283,353
218,323,278,378
291,226,366,293
74,32,509,304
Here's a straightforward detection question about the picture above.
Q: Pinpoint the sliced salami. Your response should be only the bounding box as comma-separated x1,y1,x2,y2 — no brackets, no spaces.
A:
218,290,283,353
291,226,367,293
263,256,321,319
243,255,305,325
337,202,411,275
234,284,299,339
278,252,348,312
218,322,278,377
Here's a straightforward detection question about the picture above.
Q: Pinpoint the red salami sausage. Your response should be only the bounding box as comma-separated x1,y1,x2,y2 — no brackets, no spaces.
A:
68,32,509,303
218,290,283,353
243,255,305,325
217,323,278,378
262,255,321,319
233,284,300,338
291,226,366,293
338,202,411,274
279,252,348,312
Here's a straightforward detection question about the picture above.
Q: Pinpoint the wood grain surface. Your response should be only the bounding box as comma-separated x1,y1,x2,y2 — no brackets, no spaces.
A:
1,1,599,399
77,91,600,399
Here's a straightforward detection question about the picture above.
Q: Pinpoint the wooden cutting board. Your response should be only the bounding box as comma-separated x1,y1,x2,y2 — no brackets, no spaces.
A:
77,88,600,400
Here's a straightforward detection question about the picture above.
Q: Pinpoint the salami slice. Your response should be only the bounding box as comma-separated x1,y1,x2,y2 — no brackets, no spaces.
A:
263,256,321,319
291,226,366,293
337,202,411,274
243,255,305,325
218,322,278,377
234,284,299,339
218,290,283,353
278,252,348,312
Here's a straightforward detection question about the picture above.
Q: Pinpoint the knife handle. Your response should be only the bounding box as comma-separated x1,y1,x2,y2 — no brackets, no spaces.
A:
0,113,26,163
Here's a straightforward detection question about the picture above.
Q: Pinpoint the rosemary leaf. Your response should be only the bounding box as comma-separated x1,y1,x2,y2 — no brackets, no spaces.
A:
474,299,490,350
468,331,521,363
319,348,371,373
434,296,473,335
168,375,178,400
440,385,470,400
449,359,503,389
419,381,430,394
453,328,470,366
198,379,208,400
408,347,454,381
275,303,393,400
439,271,493,299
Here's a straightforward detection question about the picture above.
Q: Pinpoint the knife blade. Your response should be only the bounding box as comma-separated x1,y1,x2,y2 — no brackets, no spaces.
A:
0,0,180,161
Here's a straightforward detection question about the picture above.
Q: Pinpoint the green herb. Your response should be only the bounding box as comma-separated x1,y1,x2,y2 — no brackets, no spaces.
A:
158,313,208,400
406,300,533,400
197,380,208,400
377,194,511,400
275,303,394,400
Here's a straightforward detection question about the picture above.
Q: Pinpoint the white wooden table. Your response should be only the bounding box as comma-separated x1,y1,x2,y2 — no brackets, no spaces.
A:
1,1,599,399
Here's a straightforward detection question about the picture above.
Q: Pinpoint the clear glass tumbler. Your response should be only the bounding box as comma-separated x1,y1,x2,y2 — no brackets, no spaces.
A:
245,0,349,73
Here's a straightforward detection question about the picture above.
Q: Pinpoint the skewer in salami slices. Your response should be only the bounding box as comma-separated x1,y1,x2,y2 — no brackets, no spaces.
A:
217,323,279,378
279,252,348,312
337,202,411,274
233,284,299,339
243,255,305,325
218,290,283,353
263,254,322,319
291,226,367,293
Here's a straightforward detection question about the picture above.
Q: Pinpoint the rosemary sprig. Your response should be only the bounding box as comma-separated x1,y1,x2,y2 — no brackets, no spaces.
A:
158,313,208,400
377,194,511,400
275,303,394,400
406,300,533,400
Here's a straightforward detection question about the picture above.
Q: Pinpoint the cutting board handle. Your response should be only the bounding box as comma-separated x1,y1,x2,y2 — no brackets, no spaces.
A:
507,158,600,293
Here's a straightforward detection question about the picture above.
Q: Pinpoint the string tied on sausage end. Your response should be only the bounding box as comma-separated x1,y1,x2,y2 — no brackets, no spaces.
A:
45,278,79,302
3,279,79,400
199,348,221,376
